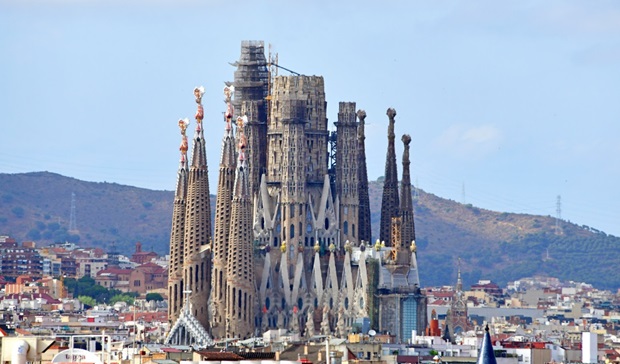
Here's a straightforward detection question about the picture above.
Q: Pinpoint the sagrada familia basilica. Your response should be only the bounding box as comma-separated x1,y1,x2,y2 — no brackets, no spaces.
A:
165,41,427,347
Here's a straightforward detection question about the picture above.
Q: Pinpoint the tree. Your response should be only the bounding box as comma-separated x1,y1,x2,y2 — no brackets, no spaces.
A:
146,292,164,302
110,294,135,306
78,295,96,308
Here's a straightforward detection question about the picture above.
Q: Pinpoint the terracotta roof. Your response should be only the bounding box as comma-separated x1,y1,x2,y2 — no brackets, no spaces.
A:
161,347,182,353
431,292,454,298
136,262,166,273
15,328,33,336
139,262,163,268
133,251,157,256
97,268,132,276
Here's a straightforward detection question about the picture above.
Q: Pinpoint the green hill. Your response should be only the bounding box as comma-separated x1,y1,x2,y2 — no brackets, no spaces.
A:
0,172,618,290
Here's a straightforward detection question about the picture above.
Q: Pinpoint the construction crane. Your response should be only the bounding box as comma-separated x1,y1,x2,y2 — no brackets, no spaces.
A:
266,44,300,121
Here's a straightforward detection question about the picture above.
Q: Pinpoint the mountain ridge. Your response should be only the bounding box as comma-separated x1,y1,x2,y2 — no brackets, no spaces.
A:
1,171,618,290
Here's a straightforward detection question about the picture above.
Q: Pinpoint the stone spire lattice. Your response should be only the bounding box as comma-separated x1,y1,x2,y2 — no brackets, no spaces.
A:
380,108,400,246
357,110,372,243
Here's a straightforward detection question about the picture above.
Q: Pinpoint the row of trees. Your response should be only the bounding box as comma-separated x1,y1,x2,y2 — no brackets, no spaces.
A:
64,276,163,308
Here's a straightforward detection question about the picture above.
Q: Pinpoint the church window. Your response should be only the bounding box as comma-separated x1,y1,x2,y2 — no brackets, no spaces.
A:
290,224,295,239
219,271,223,298
343,221,349,235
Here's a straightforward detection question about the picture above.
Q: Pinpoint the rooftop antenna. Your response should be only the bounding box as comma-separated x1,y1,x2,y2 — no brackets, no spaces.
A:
555,195,562,235
69,192,78,233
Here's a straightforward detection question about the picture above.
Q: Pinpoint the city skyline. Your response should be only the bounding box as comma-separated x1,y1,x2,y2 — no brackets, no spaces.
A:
1,1,619,236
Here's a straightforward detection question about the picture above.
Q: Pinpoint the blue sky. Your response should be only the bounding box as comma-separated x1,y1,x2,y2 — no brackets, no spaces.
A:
1,1,619,236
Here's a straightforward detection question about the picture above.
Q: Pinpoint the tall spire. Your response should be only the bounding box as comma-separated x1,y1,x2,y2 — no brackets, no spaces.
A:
225,114,255,339
456,258,463,292
231,41,269,197
335,102,359,244
182,85,213,331
477,325,498,364
211,86,237,339
168,117,190,324
357,110,372,244
400,134,415,249
380,108,400,246
446,258,469,338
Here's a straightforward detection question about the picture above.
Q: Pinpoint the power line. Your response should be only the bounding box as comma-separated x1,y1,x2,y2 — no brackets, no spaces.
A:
555,195,562,235
69,192,78,233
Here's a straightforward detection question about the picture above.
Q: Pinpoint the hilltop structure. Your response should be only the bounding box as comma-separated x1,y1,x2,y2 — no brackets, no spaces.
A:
166,40,426,344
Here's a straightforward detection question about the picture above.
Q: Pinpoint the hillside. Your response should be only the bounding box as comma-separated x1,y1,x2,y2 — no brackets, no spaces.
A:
0,172,175,253
1,172,619,290
367,180,620,290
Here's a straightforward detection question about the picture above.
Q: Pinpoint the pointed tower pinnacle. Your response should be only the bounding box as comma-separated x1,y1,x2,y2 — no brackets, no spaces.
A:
168,117,190,324
357,109,372,244
477,325,498,364
400,134,416,250
335,102,359,245
456,258,463,292
182,85,213,331
380,108,400,246
446,258,469,337
211,86,237,339
225,115,256,339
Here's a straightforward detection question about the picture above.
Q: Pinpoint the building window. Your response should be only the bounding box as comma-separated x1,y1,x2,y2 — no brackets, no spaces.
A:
134,280,141,287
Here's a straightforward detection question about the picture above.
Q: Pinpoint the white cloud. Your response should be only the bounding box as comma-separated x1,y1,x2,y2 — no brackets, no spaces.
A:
433,124,503,160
